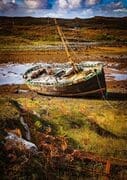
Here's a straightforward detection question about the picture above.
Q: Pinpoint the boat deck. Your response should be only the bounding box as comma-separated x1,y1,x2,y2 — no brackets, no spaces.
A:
27,66,98,86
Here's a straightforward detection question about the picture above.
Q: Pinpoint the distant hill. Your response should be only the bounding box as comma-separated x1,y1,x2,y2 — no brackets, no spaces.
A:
0,16,127,29
0,16,127,45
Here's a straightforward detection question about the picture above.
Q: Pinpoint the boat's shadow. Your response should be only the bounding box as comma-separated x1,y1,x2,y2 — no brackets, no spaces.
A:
78,92,127,101
106,92,127,101
39,91,127,101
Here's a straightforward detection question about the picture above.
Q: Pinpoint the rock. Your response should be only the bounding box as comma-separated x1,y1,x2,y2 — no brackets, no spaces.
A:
5,132,38,153
5,128,22,138
20,116,31,141
33,111,41,118
17,89,29,93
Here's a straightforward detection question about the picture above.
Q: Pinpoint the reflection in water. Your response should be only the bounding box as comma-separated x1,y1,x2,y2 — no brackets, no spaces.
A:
0,62,127,85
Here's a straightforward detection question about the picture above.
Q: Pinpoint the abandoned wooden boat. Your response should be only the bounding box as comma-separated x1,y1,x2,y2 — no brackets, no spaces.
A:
23,19,106,97
23,62,106,97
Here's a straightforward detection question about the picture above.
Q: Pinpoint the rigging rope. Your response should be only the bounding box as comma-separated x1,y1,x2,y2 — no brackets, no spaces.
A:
54,18,116,110
54,18,80,73
95,70,115,110
61,29,83,62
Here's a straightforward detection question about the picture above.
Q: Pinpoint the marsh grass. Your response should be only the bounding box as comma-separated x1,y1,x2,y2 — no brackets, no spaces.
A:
0,98,19,121
18,96,127,158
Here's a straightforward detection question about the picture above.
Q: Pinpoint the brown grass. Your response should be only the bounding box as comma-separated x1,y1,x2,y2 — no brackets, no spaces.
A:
0,45,127,64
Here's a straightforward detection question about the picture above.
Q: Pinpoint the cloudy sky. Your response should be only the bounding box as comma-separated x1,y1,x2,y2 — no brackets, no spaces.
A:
0,0,127,18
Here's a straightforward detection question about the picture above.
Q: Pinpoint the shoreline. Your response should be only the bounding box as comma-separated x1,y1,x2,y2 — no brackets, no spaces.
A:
0,59,127,95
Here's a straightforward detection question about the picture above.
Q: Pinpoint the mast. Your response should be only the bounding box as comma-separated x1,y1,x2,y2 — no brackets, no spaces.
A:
54,18,78,72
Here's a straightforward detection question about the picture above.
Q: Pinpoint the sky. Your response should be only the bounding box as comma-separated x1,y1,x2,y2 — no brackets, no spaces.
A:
0,0,127,18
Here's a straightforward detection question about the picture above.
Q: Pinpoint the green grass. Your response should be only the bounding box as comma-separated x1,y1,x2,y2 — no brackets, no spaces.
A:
0,96,126,180
0,98,19,122
17,96,127,158
95,34,117,41
0,94,126,158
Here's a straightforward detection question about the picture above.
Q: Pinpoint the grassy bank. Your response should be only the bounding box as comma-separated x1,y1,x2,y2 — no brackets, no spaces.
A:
0,93,127,159
19,96,127,157
0,89,127,179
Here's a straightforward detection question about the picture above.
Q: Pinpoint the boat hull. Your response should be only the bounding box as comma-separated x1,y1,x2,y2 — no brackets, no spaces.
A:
26,68,106,98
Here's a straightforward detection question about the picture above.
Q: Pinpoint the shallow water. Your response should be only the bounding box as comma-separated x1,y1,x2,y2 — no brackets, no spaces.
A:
111,73,127,81
0,62,127,85
2,41,114,51
0,63,38,85
105,65,127,82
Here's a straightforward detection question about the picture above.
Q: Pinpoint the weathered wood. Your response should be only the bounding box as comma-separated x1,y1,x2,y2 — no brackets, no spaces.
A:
24,64,107,98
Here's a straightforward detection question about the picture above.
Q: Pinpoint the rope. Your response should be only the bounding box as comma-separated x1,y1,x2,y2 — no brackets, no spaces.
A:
54,18,83,73
61,30,83,62
54,18,115,111
95,70,115,110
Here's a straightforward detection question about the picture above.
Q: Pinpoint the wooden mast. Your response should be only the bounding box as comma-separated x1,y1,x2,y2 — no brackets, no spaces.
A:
54,18,78,72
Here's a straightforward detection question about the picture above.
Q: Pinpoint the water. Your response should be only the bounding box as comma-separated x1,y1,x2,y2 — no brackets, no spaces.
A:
111,73,127,81
0,62,126,85
105,65,127,82
2,41,115,51
0,63,38,85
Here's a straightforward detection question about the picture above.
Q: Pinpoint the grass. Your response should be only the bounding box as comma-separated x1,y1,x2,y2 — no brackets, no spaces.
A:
0,15,127,158
0,98,19,121
0,16,127,179
0,17,127,53
16,96,127,158
0,16,127,64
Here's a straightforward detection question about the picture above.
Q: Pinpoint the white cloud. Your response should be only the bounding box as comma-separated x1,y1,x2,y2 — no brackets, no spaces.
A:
24,0,47,9
58,0,82,10
28,8,95,19
85,0,100,6
3,0,12,4
69,0,82,9
113,8,127,13
58,0,68,9
24,0,41,9
0,0,127,18
108,1,123,10
2,0,16,4
81,8,94,17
